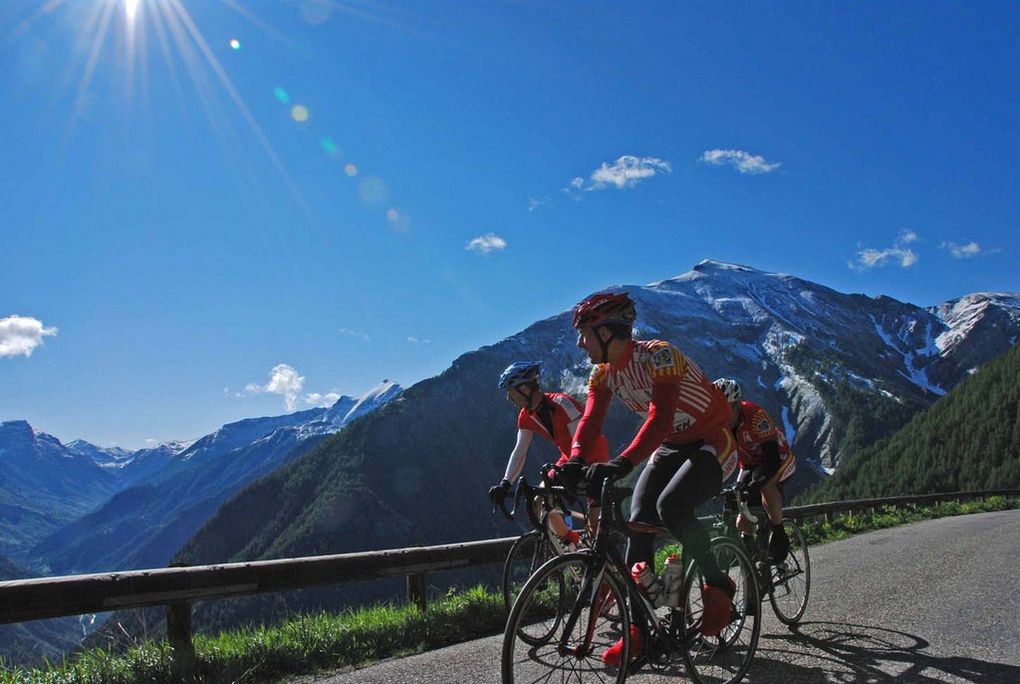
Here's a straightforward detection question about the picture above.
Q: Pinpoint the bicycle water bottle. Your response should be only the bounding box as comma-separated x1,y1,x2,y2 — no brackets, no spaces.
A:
631,561,662,606
659,553,683,608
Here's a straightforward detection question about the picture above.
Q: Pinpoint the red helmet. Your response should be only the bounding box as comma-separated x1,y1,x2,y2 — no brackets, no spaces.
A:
571,292,637,329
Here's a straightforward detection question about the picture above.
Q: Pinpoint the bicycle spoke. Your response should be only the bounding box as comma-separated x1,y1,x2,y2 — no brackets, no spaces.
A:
503,554,629,684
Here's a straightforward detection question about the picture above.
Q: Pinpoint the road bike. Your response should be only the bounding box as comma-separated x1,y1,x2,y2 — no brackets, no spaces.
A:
493,467,629,611
715,483,811,625
501,475,762,684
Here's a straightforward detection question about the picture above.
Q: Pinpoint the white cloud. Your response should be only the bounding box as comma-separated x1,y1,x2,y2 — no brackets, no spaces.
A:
941,241,982,259
304,391,341,407
0,315,58,358
562,156,672,194
466,233,507,254
242,363,306,410
593,155,673,190
145,438,158,445
851,231,919,271
528,196,551,212
339,328,371,342
700,149,781,174
407,337,432,345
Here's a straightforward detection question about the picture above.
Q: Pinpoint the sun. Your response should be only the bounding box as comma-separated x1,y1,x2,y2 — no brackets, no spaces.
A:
124,0,141,24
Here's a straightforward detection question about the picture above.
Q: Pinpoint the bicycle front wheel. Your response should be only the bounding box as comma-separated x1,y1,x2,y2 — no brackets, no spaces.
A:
768,519,810,625
502,531,555,611
679,536,761,684
501,552,630,684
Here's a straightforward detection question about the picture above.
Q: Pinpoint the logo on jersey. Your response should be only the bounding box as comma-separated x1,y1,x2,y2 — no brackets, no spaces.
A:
651,347,674,370
756,417,771,434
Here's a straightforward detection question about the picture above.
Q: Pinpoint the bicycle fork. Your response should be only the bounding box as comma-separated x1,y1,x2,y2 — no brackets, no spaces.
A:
557,559,609,659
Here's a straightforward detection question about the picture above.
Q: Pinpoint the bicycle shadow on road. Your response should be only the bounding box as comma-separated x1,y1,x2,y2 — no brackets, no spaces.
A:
747,621,1020,683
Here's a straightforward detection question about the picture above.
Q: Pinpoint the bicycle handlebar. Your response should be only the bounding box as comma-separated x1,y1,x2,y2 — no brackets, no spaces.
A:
720,483,760,525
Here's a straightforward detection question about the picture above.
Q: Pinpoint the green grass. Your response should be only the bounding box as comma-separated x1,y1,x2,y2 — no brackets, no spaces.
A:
5,496,1018,684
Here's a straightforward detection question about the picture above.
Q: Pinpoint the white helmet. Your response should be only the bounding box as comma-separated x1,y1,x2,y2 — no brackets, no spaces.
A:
713,378,742,404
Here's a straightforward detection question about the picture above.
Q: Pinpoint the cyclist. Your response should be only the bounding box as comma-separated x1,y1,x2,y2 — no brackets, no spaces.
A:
713,378,796,563
571,291,738,665
488,361,609,548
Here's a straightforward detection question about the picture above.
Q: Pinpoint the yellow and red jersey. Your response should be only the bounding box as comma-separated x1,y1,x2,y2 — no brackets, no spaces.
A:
734,400,796,481
572,339,732,468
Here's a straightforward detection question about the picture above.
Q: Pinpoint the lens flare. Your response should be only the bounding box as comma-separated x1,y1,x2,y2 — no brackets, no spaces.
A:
320,136,340,157
358,177,388,204
273,86,291,104
290,104,309,122
386,208,411,232
229,38,241,50
344,163,358,177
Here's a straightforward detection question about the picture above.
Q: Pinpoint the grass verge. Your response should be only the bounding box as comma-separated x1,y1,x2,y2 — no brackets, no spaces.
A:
5,496,1018,684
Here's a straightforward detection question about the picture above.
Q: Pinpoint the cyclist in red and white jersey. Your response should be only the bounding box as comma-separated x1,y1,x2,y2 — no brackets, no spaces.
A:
488,361,609,547
714,378,796,562
570,292,738,665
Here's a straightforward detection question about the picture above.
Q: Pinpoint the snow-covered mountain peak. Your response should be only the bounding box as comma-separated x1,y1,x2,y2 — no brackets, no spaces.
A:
325,381,404,427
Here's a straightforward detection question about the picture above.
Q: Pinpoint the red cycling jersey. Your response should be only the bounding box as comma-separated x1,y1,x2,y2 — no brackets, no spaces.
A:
572,340,733,469
519,393,609,466
734,400,796,481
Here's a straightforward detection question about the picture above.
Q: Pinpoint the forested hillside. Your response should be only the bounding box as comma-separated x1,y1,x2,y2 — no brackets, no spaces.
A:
798,343,1020,502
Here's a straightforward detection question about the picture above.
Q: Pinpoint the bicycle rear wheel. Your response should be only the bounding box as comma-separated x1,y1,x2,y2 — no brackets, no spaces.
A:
679,537,761,684
768,519,810,625
501,552,630,684
502,530,555,612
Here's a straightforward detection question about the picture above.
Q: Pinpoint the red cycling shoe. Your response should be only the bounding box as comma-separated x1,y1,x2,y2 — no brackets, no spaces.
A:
700,576,736,637
601,625,644,667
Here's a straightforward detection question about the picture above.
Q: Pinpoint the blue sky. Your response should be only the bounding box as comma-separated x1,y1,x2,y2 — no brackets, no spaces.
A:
2,0,1018,448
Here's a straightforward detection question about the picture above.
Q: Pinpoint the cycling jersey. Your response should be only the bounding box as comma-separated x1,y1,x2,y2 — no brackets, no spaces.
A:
734,400,796,482
572,339,733,470
502,393,608,482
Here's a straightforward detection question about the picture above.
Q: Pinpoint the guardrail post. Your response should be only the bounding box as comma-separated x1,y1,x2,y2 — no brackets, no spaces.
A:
167,601,196,681
407,573,427,612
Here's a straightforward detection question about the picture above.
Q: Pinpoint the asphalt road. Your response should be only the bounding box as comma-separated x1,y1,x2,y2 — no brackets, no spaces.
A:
298,510,1020,683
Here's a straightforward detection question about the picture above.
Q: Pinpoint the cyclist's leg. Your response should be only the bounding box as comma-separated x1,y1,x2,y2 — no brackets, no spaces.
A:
764,455,796,561
656,449,725,586
532,489,575,546
734,467,753,535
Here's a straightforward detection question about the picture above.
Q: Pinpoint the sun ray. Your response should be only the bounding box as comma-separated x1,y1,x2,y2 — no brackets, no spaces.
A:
165,0,313,216
65,0,117,140
6,0,67,43
149,0,189,120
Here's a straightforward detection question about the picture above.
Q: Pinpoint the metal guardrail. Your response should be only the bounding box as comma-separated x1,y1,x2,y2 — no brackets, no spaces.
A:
0,488,1016,676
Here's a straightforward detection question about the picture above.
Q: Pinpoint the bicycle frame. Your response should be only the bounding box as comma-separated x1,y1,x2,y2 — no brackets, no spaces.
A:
553,478,697,664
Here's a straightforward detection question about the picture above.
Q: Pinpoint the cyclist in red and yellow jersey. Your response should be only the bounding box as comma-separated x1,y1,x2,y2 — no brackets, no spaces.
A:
488,361,609,547
714,378,796,562
570,292,738,665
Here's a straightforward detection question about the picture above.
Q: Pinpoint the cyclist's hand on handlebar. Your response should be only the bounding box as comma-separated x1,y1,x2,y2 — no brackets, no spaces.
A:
741,478,764,502
488,479,512,505
586,456,633,491
554,458,586,495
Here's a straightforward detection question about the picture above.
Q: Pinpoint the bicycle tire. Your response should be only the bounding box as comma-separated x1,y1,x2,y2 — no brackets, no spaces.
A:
679,537,761,684
501,552,630,684
768,519,810,625
501,530,554,612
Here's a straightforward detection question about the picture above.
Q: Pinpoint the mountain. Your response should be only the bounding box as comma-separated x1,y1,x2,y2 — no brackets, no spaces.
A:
0,555,80,666
798,342,1020,502
29,381,403,575
174,260,1020,631
0,421,119,556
